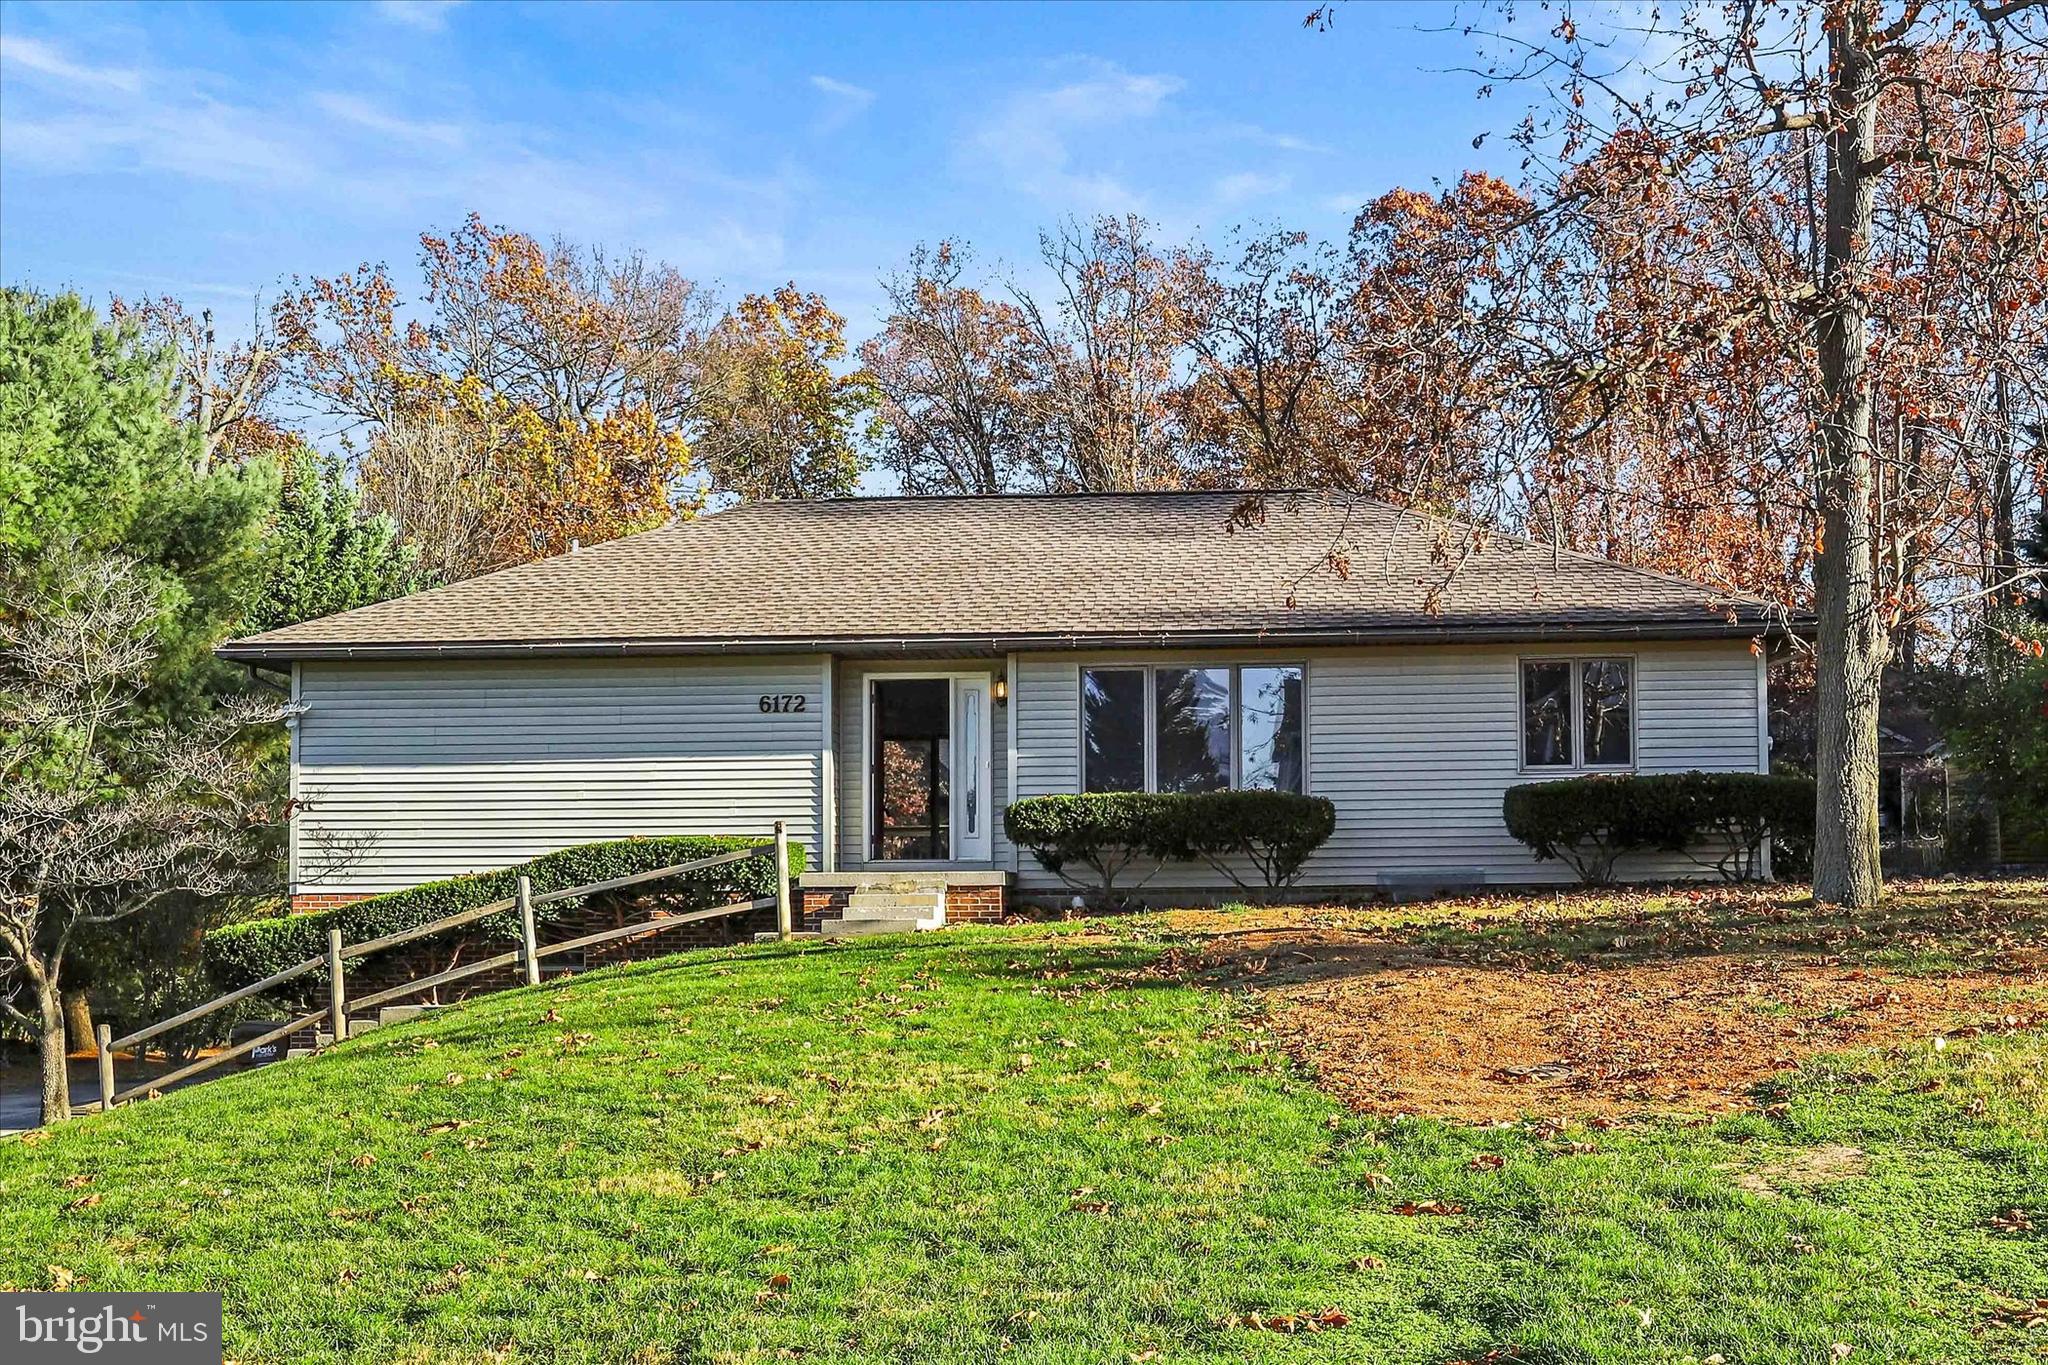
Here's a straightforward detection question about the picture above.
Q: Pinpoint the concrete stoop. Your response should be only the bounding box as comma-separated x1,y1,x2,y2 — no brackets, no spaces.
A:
819,883,948,938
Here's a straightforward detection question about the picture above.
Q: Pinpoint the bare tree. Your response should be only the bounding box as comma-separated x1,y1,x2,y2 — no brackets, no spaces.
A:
1011,216,1192,491
1173,227,1343,484
355,410,504,584
1310,0,2048,907
0,550,291,1124
860,242,1038,494
112,296,285,473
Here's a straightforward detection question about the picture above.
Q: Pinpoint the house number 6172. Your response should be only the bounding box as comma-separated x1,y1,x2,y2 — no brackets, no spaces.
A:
758,694,807,713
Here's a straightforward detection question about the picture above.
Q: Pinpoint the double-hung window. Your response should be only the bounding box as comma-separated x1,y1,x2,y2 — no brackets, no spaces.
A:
1082,664,1305,794
1520,657,1633,770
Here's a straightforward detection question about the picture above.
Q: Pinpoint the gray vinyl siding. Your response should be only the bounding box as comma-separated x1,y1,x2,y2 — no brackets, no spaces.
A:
1010,640,1765,894
292,656,828,895
833,658,1012,871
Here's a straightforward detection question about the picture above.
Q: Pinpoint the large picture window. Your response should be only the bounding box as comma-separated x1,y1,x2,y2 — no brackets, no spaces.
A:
1520,657,1633,769
1081,664,1305,794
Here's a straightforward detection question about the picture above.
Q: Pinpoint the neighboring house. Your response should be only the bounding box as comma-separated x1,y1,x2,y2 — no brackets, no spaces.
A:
219,491,1789,923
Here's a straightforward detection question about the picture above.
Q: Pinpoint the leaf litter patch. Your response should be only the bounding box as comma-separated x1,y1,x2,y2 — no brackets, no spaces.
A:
1154,910,2047,1122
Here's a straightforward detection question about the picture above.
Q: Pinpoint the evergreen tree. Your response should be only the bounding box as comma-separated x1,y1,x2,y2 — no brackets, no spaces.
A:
0,288,276,713
246,445,431,633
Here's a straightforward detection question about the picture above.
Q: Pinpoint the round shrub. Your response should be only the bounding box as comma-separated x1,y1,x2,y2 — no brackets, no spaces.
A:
1503,771,1814,884
1004,790,1337,906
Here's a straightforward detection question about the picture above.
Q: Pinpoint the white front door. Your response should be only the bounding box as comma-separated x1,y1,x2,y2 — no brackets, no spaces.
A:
868,673,993,864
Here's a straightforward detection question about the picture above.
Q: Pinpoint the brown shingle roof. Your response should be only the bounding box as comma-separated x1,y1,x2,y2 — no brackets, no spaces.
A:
219,491,1788,662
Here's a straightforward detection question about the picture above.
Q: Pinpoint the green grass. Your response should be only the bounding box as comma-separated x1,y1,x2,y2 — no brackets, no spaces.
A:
3,901,2045,1364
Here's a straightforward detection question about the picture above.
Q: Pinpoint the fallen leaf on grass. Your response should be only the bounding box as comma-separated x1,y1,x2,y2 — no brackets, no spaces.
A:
1392,1200,1464,1216
1348,1255,1385,1270
64,1194,102,1212
59,1174,93,1189
1069,1187,1114,1214
1984,1293,2048,1330
1467,1153,1505,1171
1224,1307,1351,1333
350,1153,377,1170
422,1119,475,1135
46,1266,75,1291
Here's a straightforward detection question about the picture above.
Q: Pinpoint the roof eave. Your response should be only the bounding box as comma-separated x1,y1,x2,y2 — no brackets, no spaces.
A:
217,614,1809,665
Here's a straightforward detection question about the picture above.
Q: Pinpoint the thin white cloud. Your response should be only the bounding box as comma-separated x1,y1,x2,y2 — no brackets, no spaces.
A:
1223,122,1329,155
810,74,874,107
1214,170,1291,205
372,1,463,33
809,74,876,133
1,32,801,282
964,58,1184,214
313,91,466,150
0,33,142,93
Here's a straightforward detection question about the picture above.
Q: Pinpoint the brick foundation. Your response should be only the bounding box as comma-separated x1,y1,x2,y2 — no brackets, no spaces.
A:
290,892,374,913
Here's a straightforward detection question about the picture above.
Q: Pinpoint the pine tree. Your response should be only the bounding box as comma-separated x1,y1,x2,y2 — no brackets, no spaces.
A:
246,446,431,633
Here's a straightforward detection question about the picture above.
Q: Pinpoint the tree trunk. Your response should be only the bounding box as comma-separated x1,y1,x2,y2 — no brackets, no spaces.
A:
62,990,95,1056
1812,5,1887,909
35,975,71,1126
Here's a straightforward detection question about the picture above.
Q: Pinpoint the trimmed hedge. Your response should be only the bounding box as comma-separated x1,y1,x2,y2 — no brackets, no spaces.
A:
205,835,805,994
1503,771,1814,884
1004,790,1337,906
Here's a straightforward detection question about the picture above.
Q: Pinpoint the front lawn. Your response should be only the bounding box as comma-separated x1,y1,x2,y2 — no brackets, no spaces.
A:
2,881,2044,1363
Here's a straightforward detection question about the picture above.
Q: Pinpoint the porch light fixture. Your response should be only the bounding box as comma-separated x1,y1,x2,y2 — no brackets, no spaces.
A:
993,675,1009,705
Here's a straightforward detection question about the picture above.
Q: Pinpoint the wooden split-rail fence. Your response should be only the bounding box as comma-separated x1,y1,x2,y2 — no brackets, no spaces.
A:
85,822,798,1116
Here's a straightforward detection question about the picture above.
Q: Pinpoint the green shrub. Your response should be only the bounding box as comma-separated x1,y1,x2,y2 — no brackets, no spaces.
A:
1503,771,1814,884
1004,793,1175,907
1155,790,1338,893
1004,791,1337,907
204,835,804,996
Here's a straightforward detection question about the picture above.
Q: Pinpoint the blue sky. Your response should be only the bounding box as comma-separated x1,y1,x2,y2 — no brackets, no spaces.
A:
1,0,1510,342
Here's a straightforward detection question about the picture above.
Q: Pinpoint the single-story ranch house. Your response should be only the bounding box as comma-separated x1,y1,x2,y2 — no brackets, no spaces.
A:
220,491,1787,924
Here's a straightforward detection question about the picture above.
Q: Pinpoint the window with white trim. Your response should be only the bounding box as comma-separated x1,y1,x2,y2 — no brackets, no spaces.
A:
1081,664,1305,794
1520,657,1633,769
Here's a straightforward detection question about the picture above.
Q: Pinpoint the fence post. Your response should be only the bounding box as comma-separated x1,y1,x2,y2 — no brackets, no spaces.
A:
517,875,540,987
96,1024,115,1114
327,928,348,1043
774,820,793,940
